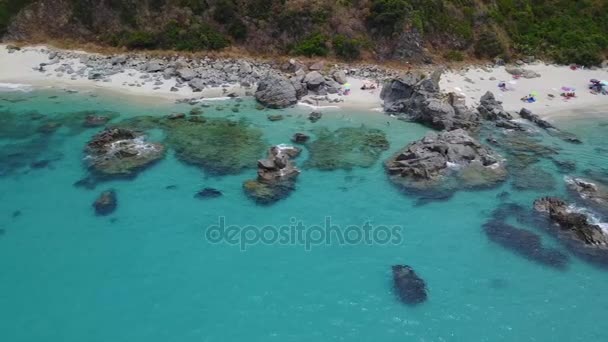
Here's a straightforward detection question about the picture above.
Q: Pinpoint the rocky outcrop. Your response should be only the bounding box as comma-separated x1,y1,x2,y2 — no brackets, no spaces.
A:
534,197,608,266
85,128,165,178
483,203,568,269
243,145,301,205
291,133,310,144
93,189,117,216
381,71,480,131
565,177,608,215
194,188,223,199
519,108,582,144
392,265,427,305
477,92,513,121
255,73,299,109
386,129,506,192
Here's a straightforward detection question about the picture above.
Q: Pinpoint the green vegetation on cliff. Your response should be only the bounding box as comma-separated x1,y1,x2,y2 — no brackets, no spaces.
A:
2,0,607,65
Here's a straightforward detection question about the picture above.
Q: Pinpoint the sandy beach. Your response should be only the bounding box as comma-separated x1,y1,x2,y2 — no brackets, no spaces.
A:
1,44,607,117
441,63,608,120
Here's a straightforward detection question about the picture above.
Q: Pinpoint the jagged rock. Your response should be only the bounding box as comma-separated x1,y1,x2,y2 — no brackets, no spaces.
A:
93,189,117,216
85,128,165,178
194,188,223,199
392,265,427,305
565,177,608,215
477,91,513,121
519,108,554,129
290,76,308,98
243,145,301,205
534,197,608,266
255,73,298,109
308,111,322,123
381,71,480,130
291,133,310,144
145,61,164,72
386,129,506,192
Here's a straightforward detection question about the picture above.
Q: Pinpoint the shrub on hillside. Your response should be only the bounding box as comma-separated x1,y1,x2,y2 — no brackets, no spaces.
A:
293,33,329,57
333,35,362,60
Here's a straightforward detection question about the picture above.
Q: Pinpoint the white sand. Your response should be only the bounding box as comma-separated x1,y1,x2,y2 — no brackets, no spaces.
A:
441,63,608,120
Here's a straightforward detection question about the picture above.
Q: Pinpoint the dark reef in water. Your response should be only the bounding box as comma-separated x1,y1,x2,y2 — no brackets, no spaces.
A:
195,188,223,199
483,203,569,270
304,126,389,170
392,265,428,305
534,197,608,268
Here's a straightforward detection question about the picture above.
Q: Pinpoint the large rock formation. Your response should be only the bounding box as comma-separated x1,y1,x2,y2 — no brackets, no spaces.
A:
386,129,506,192
381,71,480,130
534,197,608,266
519,108,582,144
85,128,165,178
392,265,427,305
243,145,301,205
255,73,299,109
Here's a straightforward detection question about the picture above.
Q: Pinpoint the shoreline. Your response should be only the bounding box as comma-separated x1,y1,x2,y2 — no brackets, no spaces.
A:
1,44,607,120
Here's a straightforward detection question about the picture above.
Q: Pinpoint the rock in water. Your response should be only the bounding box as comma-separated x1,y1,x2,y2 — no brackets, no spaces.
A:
386,129,506,193
85,128,165,178
519,108,582,144
243,145,301,205
291,133,310,144
533,197,608,267
83,115,111,127
93,189,117,216
392,265,427,305
477,91,514,122
381,70,480,130
565,177,608,215
194,188,223,199
308,111,322,123
255,73,299,109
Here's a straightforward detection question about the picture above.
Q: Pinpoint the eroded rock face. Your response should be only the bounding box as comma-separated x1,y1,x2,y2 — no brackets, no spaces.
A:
85,128,165,178
243,145,301,205
392,265,427,305
478,91,514,121
534,197,608,267
386,129,506,192
381,71,480,131
255,73,299,109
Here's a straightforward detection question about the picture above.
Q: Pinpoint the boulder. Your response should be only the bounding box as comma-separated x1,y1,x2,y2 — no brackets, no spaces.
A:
392,265,427,305
188,78,206,92
93,189,117,216
255,73,299,109
565,177,608,215
267,114,284,122
145,60,164,72
83,115,111,127
333,70,347,84
308,111,322,123
177,68,197,81
303,71,325,89
309,61,324,71
519,108,554,129
477,91,513,121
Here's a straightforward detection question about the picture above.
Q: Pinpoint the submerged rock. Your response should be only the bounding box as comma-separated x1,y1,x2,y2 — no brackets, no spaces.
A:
386,129,506,192
165,118,265,175
93,189,117,216
291,133,310,144
85,128,165,178
305,127,389,170
534,197,608,267
267,114,284,122
243,145,301,205
308,111,323,123
392,265,427,305
381,71,480,131
83,114,111,128
194,188,223,199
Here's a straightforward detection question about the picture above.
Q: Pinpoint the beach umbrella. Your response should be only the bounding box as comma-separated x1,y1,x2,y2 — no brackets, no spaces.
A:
561,86,575,92
344,83,351,90
530,91,538,97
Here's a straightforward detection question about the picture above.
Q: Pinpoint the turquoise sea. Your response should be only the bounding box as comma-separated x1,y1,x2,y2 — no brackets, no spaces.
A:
1,88,608,341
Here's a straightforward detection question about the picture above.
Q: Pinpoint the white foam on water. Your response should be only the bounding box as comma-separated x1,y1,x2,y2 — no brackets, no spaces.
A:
0,82,33,92
297,102,340,110
196,97,232,102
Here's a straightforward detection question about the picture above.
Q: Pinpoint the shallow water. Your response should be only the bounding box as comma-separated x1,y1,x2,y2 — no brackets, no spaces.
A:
1,89,608,341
